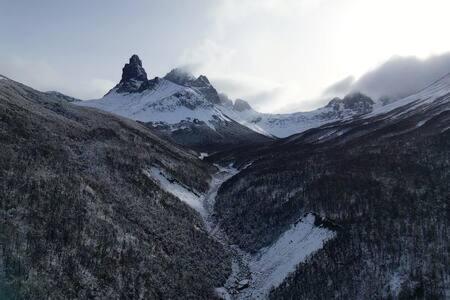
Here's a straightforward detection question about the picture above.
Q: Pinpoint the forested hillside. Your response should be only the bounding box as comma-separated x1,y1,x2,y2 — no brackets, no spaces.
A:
0,76,230,299
213,84,450,299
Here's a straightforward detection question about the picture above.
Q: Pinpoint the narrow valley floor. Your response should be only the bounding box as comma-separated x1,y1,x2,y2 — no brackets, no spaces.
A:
149,163,335,299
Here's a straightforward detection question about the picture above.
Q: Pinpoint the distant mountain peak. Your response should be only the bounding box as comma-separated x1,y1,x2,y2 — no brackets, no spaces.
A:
233,99,252,112
164,68,196,85
164,68,220,104
326,92,374,114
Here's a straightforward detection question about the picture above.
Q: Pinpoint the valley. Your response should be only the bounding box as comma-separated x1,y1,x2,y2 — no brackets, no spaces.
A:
1,56,449,299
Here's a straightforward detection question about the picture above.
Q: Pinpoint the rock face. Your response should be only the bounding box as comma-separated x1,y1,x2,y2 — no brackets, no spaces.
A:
115,54,150,93
121,54,148,82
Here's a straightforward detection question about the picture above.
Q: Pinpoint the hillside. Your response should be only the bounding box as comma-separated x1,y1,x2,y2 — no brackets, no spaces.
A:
0,75,231,299
212,74,450,299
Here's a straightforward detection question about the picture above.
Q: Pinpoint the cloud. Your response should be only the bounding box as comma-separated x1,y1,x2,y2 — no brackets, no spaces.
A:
178,0,331,113
89,78,116,97
0,56,62,92
322,76,354,97
210,75,286,111
324,52,450,100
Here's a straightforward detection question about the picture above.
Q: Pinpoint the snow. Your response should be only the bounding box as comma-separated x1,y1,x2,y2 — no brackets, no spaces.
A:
76,71,450,140
240,213,336,299
0,75,6,80
416,119,428,128
198,152,209,160
219,102,359,138
76,78,228,130
76,75,361,138
221,73,450,138
143,167,206,216
220,106,324,138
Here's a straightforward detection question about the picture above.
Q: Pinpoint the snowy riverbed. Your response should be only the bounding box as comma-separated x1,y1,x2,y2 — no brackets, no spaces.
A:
145,163,335,299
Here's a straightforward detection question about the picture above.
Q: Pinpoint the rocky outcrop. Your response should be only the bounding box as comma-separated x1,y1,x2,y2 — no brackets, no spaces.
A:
326,92,374,114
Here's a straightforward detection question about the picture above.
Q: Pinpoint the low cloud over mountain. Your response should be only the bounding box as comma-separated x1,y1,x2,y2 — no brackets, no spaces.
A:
324,52,450,101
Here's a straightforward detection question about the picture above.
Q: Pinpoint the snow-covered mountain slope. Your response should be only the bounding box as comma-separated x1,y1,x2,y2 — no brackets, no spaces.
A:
79,77,227,127
76,55,271,152
222,74,450,139
220,93,376,138
78,54,445,143
279,72,450,146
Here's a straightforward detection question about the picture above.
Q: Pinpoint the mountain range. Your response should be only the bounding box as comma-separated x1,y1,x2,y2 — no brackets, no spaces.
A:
77,55,394,150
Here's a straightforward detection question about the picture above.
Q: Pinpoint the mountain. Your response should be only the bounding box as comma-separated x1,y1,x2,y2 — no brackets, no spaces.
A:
76,55,383,151
219,92,379,138
0,75,231,299
77,55,272,152
210,73,450,298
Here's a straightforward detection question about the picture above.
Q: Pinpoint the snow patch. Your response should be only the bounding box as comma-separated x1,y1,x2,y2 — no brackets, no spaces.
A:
199,152,209,160
240,213,336,299
143,167,206,216
416,119,428,128
76,79,225,130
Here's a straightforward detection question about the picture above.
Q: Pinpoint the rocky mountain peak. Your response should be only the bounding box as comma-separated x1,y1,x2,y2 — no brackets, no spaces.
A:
111,54,150,94
121,54,148,83
326,92,374,114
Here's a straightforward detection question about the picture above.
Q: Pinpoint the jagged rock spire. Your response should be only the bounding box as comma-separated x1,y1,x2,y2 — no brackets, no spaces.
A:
121,54,148,83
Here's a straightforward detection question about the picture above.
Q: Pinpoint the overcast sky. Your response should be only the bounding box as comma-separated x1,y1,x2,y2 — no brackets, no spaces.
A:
1,0,450,112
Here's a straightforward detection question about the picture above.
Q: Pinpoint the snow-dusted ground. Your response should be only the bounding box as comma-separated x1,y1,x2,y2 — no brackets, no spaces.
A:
143,167,206,217
198,152,209,160
144,163,336,299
